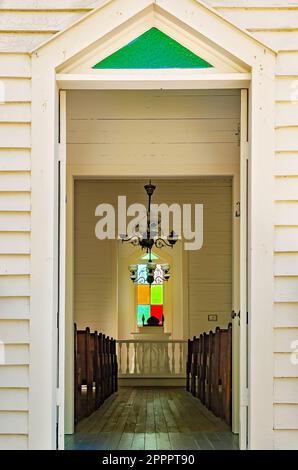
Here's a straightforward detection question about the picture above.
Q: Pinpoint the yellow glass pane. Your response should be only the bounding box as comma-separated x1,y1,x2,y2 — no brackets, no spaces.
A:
137,285,150,304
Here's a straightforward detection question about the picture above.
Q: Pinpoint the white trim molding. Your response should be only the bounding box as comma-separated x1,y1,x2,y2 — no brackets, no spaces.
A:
30,0,276,450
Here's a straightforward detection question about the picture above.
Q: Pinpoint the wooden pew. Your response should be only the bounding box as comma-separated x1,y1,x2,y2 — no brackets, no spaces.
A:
74,326,118,426
210,327,220,416
111,338,118,393
74,323,81,424
190,336,199,396
205,331,213,410
186,323,232,427
200,332,208,405
186,338,193,392
220,323,232,425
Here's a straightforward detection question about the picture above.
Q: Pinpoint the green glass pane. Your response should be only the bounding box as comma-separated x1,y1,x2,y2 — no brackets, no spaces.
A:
151,285,163,305
137,305,150,325
141,252,158,261
93,28,212,69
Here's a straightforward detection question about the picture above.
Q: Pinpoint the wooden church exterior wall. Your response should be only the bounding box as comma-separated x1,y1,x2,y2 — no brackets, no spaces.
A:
0,0,297,449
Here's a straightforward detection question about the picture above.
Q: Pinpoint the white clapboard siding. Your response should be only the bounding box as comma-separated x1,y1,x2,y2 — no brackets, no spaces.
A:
275,103,298,128
0,233,30,254
214,8,298,30
274,430,298,450
0,365,29,387
276,128,298,153
0,54,31,78
275,155,298,176
275,253,298,276
0,32,53,53
0,389,28,411
0,0,101,9
274,328,298,352
253,30,298,51
275,202,298,225
0,297,30,320
0,103,31,123
0,173,30,192
0,411,28,434
2,344,29,365
274,404,298,429
0,79,31,102
274,378,298,404
274,303,298,328
276,77,298,102
0,149,31,172
0,320,29,343
206,1,297,5
274,353,298,378
275,176,298,200
0,124,30,148
0,276,30,297
0,435,27,450
275,227,298,251
275,277,298,302
0,11,84,32
0,255,30,275
0,192,30,211
277,52,298,76
0,213,30,232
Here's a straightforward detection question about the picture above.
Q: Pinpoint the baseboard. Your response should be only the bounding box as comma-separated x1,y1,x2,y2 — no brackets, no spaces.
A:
118,376,186,387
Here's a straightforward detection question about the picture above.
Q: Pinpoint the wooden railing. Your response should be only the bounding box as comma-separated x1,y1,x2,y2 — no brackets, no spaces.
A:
186,324,232,426
74,325,118,424
116,339,187,377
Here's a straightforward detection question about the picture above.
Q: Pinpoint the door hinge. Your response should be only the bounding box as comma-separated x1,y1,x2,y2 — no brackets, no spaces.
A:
242,387,249,407
56,388,63,406
58,143,66,162
242,141,249,161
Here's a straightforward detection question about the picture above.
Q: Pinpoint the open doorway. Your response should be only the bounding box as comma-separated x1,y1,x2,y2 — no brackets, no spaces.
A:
60,88,247,450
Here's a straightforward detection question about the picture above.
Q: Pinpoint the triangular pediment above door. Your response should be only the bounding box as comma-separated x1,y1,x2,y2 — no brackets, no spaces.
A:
55,2,255,75
92,28,212,69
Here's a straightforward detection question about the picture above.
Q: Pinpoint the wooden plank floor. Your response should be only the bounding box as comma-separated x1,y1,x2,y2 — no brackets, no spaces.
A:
65,387,239,450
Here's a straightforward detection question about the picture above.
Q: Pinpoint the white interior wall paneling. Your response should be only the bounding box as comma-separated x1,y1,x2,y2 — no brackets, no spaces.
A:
70,90,237,337
67,90,240,173
74,178,233,338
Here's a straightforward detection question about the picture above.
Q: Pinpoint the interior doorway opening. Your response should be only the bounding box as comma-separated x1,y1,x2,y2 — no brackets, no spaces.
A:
61,88,247,450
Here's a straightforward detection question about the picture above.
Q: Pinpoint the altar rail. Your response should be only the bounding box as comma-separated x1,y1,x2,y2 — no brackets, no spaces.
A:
116,339,187,381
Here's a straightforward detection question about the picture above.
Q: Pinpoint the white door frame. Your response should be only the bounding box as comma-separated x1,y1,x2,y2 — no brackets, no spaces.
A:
59,81,252,452
30,0,275,450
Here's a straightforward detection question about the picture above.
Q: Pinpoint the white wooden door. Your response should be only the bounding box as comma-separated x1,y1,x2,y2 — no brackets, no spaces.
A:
239,88,249,450
57,90,67,450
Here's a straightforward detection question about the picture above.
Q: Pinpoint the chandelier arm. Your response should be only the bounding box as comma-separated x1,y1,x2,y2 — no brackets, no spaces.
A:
154,238,174,248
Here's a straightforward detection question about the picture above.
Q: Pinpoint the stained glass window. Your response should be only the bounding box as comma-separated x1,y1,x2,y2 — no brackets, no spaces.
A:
136,261,164,326
93,28,212,69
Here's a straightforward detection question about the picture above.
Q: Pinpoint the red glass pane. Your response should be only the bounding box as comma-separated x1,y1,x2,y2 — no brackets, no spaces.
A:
150,305,163,322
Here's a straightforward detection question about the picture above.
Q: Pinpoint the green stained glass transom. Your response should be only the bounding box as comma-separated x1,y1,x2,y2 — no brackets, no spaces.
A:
93,28,212,69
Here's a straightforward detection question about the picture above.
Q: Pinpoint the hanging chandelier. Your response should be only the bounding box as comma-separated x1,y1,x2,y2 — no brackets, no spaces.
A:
120,181,178,284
